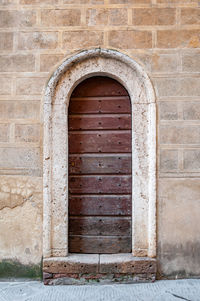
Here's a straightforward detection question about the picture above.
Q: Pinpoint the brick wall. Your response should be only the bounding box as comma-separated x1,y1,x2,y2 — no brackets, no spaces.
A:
0,0,200,277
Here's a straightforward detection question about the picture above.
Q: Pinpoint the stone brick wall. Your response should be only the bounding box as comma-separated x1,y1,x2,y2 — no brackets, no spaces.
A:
0,0,200,278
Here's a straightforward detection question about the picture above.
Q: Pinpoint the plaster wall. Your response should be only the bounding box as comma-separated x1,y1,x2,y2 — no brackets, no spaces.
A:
0,0,200,278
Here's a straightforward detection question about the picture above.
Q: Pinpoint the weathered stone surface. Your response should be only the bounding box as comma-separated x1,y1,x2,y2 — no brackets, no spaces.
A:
41,9,81,27
160,149,178,171
108,30,152,49
0,78,12,95
0,32,13,50
0,175,42,210
157,30,200,48
0,147,41,170
99,254,156,274
158,178,200,276
0,10,36,27
0,0,18,4
86,9,128,26
155,78,200,97
110,0,151,3
151,54,178,73
181,8,200,25
15,124,40,143
183,150,200,170
0,101,40,120
157,0,198,3
62,31,103,49
0,54,35,72
44,273,155,285
132,8,175,26
0,124,9,142
18,32,58,50
16,77,46,95
20,0,59,4
0,176,42,265
182,54,200,72
40,54,63,72
159,102,178,120
183,102,200,120
43,255,99,274
160,125,200,144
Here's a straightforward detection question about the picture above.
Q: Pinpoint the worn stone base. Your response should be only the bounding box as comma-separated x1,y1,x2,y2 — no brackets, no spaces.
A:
43,254,156,285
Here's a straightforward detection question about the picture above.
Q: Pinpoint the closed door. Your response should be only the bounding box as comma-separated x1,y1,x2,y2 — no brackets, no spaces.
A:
68,76,132,254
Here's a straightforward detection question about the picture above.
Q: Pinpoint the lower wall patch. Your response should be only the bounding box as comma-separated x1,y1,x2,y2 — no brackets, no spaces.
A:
0,259,42,279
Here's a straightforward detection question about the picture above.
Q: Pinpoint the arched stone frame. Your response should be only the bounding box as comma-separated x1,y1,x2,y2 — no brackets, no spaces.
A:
43,48,156,260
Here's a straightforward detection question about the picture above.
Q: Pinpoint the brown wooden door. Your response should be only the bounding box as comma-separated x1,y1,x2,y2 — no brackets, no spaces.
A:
68,76,132,254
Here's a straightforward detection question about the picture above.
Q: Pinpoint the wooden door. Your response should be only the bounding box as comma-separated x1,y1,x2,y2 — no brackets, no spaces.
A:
68,76,132,253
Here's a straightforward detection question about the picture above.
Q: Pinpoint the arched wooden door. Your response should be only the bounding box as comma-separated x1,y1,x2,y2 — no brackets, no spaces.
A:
68,76,132,254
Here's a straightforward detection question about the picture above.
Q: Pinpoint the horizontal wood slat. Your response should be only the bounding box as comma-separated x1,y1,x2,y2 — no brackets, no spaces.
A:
71,76,129,97
69,114,131,130
69,195,131,216
69,217,131,236
69,131,131,153
69,236,131,253
69,155,131,174
69,97,131,114
69,175,132,194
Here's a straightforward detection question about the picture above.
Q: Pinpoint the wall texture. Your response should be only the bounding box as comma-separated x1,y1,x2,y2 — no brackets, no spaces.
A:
0,0,200,278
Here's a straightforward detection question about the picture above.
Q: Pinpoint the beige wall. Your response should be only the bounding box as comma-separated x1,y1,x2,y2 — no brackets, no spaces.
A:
0,0,200,277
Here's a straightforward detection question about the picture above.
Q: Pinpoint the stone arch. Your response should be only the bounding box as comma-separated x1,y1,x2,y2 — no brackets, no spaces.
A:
43,48,156,259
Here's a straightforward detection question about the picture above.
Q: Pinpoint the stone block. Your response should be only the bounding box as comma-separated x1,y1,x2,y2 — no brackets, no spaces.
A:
157,0,198,3
160,125,200,144
160,149,178,171
99,254,156,274
151,54,178,73
132,8,175,26
0,54,35,72
108,30,152,49
182,54,200,72
16,77,46,95
41,9,81,27
43,255,99,274
0,0,18,4
181,8,200,25
157,30,200,49
0,10,36,27
183,102,200,120
159,101,178,120
0,78,12,95
62,31,103,49
40,54,63,72
20,0,59,3
0,101,40,120
18,32,58,50
0,147,41,169
0,32,13,50
183,150,200,170
0,124,9,142
109,0,151,3
15,124,40,143
155,78,200,97
86,9,128,26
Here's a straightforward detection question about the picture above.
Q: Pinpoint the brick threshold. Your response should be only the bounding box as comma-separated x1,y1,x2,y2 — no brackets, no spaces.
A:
43,254,156,285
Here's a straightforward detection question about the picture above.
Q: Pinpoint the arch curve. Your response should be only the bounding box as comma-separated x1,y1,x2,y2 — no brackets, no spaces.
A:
43,48,156,259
